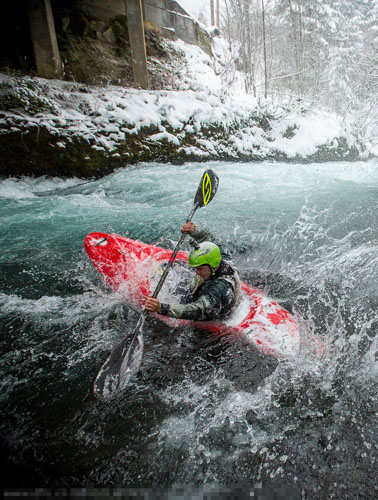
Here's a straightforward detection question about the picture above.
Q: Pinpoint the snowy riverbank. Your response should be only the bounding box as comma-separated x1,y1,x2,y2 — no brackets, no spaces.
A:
0,38,368,178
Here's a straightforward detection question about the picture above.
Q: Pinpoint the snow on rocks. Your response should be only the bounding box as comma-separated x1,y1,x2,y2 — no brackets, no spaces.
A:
0,38,364,177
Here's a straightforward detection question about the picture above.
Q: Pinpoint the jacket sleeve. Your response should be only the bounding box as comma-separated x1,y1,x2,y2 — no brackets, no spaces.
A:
191,225,231,260
160,279,233,321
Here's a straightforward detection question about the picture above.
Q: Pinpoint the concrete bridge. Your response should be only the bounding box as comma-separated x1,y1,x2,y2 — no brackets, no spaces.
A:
27,0,211,89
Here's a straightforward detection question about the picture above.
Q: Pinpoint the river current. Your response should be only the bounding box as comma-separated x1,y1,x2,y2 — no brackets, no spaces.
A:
1,161,377,498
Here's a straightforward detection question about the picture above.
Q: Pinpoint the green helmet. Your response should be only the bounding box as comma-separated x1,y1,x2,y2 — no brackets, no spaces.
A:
188,241,221,269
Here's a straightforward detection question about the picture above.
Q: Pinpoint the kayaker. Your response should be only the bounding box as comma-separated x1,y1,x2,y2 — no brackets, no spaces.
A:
144,222,241,321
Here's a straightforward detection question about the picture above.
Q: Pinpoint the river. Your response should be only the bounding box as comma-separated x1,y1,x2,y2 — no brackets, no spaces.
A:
1,161,377,498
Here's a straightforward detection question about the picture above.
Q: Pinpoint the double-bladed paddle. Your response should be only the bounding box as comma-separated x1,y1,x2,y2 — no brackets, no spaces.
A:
93,169,219,398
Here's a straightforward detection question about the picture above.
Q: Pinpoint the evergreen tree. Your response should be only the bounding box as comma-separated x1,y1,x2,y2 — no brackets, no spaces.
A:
222,0,378,118
323,0,363,112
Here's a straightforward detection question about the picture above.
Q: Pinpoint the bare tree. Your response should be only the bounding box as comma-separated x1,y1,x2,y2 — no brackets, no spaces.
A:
261,0,268,97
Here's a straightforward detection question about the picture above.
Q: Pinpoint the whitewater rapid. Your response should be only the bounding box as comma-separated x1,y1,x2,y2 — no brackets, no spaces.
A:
1,160,377,497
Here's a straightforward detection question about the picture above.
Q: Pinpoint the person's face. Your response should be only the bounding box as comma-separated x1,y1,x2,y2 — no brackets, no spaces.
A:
194,264,212,280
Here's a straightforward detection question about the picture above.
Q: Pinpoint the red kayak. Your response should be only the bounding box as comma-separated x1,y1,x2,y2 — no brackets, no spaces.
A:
84,232,325,359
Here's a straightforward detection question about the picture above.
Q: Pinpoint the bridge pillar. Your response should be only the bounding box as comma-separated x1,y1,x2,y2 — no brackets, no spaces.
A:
28,0,62,79
125,0,149,89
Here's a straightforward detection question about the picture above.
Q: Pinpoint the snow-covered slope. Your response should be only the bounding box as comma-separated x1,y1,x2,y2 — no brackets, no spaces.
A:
0,36,367,177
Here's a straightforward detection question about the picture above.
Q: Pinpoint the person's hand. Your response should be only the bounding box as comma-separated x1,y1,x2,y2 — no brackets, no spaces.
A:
181,222,195,234
144,296,161,313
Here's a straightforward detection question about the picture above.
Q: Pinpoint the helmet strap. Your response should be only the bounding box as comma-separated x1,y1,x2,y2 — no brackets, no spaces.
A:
211,264,220,275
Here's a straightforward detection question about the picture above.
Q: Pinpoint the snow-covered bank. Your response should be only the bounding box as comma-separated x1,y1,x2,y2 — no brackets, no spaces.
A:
0,73,362,178
0,37,366,178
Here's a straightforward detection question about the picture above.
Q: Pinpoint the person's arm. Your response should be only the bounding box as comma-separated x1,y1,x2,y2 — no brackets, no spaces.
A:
162,295,216,321
181,221,218,244
144,295,212,321
182,223,231,260
144,280,233,321
191,225,219,245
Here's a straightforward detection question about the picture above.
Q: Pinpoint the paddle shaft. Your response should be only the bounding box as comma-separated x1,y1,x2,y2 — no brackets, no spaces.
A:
93,169,219,397
151,202,199,299
128,202,200,335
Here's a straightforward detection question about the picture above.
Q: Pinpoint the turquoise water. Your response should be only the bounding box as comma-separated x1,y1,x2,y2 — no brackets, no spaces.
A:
1,161,378,496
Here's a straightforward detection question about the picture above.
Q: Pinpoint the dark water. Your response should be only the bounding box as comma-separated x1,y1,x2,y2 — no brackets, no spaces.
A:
1,161,378,498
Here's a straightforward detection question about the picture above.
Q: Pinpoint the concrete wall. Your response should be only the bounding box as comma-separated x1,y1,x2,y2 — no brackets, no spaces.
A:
82,0,127,21
82,0,212,56
144,0,211,54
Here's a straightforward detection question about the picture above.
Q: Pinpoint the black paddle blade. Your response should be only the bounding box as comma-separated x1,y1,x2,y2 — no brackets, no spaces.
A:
194,169,219,208
93,328,144,398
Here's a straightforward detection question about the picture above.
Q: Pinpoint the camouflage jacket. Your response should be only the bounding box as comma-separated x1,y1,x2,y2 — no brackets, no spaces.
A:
160,226,241,321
